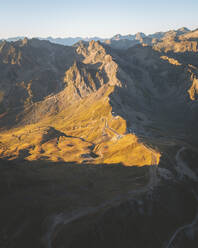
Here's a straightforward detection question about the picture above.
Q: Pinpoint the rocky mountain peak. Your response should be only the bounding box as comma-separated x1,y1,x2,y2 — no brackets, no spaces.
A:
21,37,28,46
135,32,146,40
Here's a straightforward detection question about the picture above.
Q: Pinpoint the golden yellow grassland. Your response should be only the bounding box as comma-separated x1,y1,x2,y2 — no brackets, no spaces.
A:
0,86,160,166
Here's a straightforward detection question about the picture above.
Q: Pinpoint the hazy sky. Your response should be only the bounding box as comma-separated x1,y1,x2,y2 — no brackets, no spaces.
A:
0,0,198,38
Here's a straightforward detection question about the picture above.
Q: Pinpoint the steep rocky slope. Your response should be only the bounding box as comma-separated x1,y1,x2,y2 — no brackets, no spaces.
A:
0,38,77,122
110,45,198,142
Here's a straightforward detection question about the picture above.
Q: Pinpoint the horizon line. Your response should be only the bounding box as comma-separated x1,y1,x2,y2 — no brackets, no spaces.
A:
1,26,197,40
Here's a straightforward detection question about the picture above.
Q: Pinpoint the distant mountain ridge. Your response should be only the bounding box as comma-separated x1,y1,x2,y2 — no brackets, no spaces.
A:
1,27,193,46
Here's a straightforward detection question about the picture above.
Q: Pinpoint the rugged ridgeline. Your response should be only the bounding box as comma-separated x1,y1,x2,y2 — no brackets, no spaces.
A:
105,27,198,50
3,27,192,47
1,34,198,247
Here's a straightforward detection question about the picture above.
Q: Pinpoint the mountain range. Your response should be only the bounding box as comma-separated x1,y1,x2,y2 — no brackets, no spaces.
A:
2,27,193,47
0,27,198,247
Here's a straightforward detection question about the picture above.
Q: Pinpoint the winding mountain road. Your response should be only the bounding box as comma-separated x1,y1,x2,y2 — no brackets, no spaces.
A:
166,191,198,248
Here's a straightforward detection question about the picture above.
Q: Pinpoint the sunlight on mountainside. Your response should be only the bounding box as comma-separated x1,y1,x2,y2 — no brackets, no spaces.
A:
188,77,198,100
2,29,198,166
0,83,160,166
1,22,198,247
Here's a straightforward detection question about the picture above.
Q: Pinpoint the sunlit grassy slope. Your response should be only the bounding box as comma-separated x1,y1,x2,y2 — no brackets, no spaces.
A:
0,84,160,166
